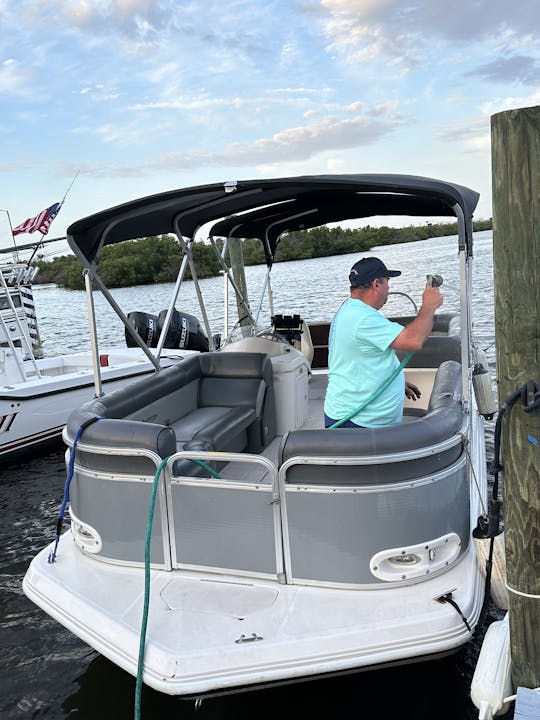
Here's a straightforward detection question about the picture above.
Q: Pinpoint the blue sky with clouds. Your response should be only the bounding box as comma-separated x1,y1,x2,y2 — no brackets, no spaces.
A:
1,0,540,247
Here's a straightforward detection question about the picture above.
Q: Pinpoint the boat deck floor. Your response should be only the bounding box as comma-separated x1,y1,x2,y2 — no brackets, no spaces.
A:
24,536,482,696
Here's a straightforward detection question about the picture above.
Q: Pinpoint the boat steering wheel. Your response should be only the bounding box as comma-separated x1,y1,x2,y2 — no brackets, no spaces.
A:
254,327,290,343
387,291,418,314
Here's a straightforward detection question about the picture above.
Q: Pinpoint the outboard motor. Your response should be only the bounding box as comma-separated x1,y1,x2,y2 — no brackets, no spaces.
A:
157,309,209,352
125,311,160,348
125,310,209,351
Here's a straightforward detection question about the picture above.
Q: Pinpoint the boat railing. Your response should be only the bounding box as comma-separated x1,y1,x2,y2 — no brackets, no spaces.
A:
0,264,41,381
65,430,174,570
164,450,284,582
63,357,469,582
65,431,285,581
65,423,471,589
277,450,469,587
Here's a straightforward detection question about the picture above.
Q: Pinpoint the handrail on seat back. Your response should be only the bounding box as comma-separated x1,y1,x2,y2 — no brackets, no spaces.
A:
397,335,461,368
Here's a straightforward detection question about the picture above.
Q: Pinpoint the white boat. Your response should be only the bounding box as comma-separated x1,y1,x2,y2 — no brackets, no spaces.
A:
0,257,201,461
23,174,497,699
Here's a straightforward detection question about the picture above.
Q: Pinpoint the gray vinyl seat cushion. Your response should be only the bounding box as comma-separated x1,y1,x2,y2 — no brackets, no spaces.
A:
172,406,257,449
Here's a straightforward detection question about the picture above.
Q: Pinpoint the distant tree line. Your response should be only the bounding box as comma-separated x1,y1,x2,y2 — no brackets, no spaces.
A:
34,219,492,290
34,236,222,290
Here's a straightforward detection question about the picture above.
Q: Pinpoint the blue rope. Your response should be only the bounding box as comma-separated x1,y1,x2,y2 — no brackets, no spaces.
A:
48,417,102,564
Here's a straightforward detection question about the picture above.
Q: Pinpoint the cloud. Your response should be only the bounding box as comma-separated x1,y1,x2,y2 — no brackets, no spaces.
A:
480,90,540,116
279,38,302,68
79,84,120,102
69,109,404,177
435,115,491,155
128,89,336,115
62,0,168,38
73,116,176,147
436,117,488,143
320,0,540,72
322,0,540,40
466,54,540,85
435,116,492,154
0,59,33,96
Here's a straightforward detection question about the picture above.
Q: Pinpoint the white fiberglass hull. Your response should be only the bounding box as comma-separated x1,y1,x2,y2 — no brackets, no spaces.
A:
0,348,188,460
24,533,484,696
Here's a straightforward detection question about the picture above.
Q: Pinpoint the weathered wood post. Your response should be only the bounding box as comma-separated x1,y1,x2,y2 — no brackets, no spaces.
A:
491,105,540,688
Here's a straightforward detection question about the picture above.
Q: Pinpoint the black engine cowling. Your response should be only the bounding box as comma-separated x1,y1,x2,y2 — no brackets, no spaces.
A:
157,309,209,352
125,310,209,352
125,311,159,347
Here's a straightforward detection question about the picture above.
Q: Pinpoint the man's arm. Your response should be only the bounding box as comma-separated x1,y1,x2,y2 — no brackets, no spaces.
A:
390,285,443,352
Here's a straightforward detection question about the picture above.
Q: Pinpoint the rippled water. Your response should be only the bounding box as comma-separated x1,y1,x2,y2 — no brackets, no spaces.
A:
0,232,504,719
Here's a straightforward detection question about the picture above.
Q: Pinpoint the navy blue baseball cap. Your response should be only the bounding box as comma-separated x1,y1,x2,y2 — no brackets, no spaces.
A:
349,257,401,287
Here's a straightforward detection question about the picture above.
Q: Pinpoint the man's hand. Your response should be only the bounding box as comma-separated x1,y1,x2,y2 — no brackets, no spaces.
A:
421,284,443,312
391,285,444,352
405,381,421,401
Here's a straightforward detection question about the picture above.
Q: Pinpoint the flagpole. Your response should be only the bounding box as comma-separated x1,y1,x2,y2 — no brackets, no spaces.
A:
61,169,80,206
10,170,80,240
0,209,20,258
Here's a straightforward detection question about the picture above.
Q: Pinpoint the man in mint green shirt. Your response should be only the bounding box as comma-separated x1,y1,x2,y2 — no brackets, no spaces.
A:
324,257,443,428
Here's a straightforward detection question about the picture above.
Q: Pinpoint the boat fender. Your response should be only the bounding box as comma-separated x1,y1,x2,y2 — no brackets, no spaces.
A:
472,349,498,419
473,532,508,610
470,614,512,720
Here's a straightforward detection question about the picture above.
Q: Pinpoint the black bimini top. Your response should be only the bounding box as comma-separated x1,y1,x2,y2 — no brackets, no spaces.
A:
67,174,479,268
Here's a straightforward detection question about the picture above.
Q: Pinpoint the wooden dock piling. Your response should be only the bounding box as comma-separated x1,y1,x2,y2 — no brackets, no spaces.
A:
491,105,540,689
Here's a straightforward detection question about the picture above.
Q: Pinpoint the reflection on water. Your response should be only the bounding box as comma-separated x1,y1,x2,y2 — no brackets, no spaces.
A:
1,233,502,719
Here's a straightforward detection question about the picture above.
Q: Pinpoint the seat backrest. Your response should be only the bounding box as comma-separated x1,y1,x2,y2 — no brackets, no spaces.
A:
67,355,202,432
428,359,462,411
397,335,461,367
198,352,273,411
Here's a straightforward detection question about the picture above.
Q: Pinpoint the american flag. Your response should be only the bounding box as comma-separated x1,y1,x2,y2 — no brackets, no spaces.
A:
12,202,62,236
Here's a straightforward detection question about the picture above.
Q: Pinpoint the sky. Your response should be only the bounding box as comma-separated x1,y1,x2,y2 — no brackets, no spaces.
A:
1,0,540,254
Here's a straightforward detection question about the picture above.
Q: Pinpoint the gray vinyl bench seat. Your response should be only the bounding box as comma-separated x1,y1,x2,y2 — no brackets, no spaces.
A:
65,352,276,478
